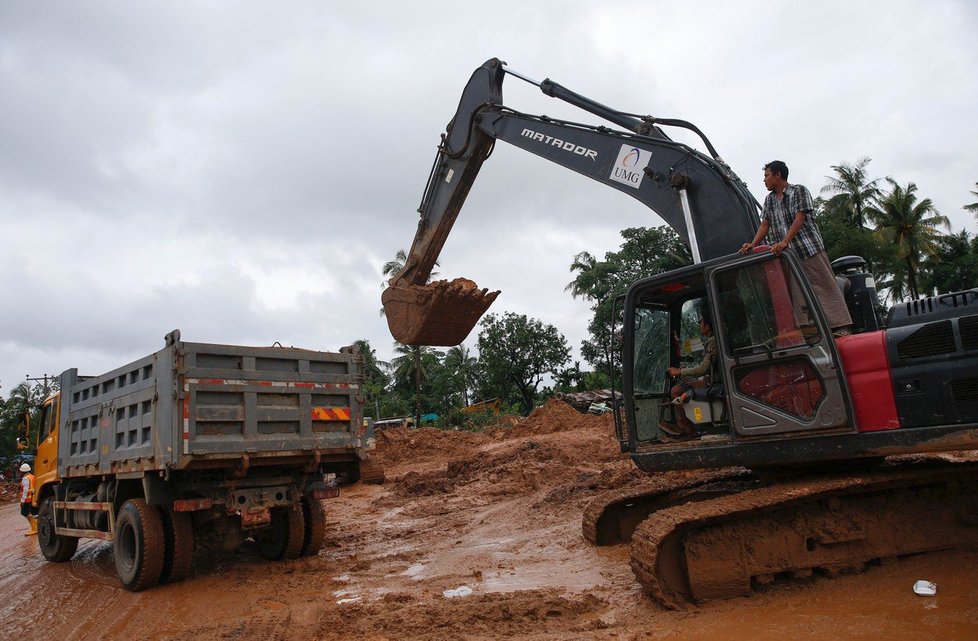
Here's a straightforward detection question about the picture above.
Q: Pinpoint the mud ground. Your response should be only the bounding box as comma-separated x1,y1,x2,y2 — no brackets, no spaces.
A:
2,400,977,640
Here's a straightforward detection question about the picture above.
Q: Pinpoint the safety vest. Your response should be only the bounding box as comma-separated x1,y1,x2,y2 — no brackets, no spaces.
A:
20,473,34,505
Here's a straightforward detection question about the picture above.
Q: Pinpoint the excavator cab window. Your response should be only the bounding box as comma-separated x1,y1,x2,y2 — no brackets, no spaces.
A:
630,292,724,445
630,304,670,443
716,259,820,357
677,298,708,370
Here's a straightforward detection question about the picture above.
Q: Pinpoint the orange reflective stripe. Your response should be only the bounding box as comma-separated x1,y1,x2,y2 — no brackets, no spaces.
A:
311,407,351,421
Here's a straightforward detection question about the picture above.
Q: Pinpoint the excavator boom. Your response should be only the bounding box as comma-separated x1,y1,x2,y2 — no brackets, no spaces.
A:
383,58,760,345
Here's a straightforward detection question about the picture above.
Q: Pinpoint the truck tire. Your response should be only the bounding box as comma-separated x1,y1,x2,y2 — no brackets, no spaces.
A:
159,507,194,583
114,499,165,592
37,497,79,562
299,498,326,557
257,507,305,561
360,457,386,485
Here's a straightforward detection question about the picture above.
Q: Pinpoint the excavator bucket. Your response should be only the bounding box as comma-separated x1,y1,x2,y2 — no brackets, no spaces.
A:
382,278,500,346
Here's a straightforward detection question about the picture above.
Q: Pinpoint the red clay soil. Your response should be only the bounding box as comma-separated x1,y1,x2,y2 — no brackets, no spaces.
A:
0,482,21,504
382,278,500,346
1,399,976,640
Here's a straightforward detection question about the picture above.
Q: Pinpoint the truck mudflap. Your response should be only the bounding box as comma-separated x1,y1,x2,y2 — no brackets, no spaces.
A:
626,462,978,608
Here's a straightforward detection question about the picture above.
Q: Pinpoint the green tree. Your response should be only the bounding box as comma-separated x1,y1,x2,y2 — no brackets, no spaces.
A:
391,343,444,427
353,339,394,420
552,361,610,393
476,312,570,415
443,345,478,407
921,231,978,295
567,226,690,374
0,380,54,470
871,179,950,300
815,195,894,279
820,157,881,227
965,182,978,222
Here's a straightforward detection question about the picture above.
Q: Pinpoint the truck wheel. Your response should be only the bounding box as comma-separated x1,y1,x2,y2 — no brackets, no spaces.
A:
299,498,326,557
37,497,79,562
114,499,165,591
360,457,386,485
257,507,305,561
159,507,194,583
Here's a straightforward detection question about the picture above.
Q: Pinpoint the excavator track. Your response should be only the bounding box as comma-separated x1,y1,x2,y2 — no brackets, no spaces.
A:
627,461,978,608
582,468,755,546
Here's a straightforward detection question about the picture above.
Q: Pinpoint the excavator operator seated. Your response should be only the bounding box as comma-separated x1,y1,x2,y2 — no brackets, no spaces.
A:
660,304,718,441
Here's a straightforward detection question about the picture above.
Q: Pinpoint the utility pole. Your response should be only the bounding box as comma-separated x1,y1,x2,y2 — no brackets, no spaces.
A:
25,374,54,398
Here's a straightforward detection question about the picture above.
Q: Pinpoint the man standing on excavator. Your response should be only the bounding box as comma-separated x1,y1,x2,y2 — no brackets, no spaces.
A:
740,160,852,337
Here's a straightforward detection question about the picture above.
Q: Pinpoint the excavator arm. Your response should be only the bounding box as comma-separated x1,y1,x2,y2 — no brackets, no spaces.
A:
382,58,760,346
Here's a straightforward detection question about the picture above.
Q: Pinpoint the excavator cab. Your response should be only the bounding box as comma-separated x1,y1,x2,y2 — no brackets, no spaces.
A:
620,250,854,469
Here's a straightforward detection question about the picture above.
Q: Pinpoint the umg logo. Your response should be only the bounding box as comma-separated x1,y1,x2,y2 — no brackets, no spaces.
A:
610,144,650,189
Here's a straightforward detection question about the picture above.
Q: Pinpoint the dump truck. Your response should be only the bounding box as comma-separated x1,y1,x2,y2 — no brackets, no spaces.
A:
382,58,978,606
28,329,373,591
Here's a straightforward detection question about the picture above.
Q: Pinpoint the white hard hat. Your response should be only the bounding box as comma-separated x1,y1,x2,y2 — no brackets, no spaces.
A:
19,463,31,473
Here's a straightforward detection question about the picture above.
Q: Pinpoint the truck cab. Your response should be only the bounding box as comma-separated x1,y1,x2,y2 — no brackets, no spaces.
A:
31,393,62,503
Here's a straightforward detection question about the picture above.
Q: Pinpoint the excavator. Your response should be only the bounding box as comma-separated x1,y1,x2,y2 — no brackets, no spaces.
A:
382,58,978,607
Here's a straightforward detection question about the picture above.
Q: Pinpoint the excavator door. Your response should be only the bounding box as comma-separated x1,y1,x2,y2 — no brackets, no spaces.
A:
709,252,854,437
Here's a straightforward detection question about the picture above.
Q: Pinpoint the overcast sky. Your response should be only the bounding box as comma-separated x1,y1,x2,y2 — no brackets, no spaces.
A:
2,1,977,398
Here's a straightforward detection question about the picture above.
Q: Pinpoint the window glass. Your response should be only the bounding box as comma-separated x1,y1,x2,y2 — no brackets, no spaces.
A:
735,358,824,420
39,402,55,440
632,306,670,395
677,298,707,370
715,258,819,356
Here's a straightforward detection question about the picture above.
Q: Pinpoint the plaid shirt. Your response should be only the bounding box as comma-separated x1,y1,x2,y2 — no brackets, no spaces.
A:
762,183,824,259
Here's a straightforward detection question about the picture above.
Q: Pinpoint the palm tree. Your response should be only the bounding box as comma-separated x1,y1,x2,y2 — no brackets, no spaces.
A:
379,249,438,316
564,251,598,299
872,178,950,300
381,249,409,286
391,343,441,428
965,182,978,222
443,345,477,407
820,157,881,227
2,382,37,450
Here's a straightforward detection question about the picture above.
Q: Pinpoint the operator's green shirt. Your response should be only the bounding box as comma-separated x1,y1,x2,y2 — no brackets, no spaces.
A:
679,334,716,384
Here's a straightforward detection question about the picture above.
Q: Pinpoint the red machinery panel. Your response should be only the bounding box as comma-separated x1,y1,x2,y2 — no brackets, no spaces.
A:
836,331,900,432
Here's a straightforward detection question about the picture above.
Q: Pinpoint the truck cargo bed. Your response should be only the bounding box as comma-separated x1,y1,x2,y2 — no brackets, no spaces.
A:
58,330,365,477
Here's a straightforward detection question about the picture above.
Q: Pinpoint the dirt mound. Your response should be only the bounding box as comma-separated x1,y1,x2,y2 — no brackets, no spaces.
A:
373,427,489,466
505,398,612,439
377,399,642,509
372,399,614,470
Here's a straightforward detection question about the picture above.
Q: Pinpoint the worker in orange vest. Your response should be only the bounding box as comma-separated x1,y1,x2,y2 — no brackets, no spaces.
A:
19,463,37,536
